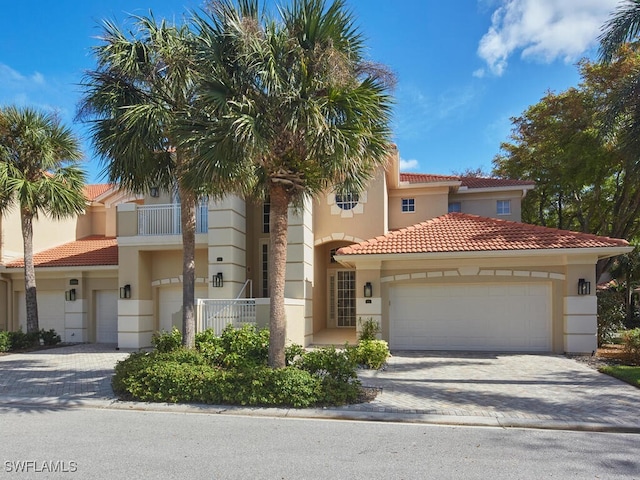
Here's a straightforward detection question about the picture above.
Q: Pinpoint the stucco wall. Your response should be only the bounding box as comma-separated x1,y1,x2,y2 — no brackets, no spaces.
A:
448,191,523,222
388,186,449,230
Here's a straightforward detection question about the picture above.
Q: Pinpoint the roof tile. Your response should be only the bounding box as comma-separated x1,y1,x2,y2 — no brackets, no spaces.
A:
337,213,629,255
84,184,115,201
4,236,118,268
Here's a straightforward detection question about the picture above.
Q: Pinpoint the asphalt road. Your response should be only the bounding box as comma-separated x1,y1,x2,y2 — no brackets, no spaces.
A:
0,405,638,479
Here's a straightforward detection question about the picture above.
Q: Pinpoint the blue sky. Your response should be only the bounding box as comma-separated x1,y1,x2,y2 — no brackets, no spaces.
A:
0,0,621,183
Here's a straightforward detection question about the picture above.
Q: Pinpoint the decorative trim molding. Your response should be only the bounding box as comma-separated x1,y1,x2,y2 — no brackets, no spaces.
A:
381,269,565,283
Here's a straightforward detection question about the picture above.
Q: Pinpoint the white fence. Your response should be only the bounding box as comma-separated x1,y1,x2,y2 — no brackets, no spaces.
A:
138,203,208,236
197,299,256,334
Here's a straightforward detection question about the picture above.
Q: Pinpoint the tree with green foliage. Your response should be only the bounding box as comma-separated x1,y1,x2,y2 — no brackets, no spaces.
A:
599,0,640,63
79,14,206,348
0,106,86,333
186,0,393,367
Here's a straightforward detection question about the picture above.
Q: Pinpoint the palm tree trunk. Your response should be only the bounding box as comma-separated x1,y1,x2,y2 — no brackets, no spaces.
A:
180,185,197,349
21,209,39,334
268,185,290,368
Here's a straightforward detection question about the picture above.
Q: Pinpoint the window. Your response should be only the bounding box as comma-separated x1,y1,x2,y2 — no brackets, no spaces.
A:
401,198,415,213
261,242,269,298
497,200,511,215
262,201,270,233
448,202,461,213
335,192,359,210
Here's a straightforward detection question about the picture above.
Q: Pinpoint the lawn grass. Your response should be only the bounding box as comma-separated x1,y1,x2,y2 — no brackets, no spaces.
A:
599,365,640,388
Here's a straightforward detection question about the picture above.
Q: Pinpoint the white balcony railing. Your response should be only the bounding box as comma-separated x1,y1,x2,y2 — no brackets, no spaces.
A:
137,203,208,236
197,299,257,334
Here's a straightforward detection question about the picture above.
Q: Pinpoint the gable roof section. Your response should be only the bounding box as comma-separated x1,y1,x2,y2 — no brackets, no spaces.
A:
400,173,459,184
459,177,535,189
4,236,118,268
84,184,114,201
336,213,629,256
399,173,535,189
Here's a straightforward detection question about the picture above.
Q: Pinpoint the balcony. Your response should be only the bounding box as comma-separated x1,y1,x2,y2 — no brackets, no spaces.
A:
137,203,208,236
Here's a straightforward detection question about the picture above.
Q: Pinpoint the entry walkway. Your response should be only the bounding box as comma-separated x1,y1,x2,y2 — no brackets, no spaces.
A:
0,345,639,431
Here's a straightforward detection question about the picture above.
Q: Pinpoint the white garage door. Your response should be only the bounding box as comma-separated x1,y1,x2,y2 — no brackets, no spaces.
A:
389,283,551,351
96,290,118,343
18,291,65,340
158,286,208,333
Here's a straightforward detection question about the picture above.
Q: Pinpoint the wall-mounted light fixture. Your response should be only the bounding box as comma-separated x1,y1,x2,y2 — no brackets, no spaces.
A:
364,282,373,298
119,284,131,299
150,186,160,198
65,289,76,301
578,278,591,296
212,272,224,288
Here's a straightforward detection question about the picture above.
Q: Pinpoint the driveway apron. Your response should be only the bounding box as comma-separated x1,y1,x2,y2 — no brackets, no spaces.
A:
0,344,130,401
351,351,640,427
0,345,639,430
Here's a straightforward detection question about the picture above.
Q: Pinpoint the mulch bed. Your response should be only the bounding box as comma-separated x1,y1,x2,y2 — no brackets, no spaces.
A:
568,344,629,370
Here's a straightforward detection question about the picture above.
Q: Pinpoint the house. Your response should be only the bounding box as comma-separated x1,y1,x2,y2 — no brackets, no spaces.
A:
0,146,632,353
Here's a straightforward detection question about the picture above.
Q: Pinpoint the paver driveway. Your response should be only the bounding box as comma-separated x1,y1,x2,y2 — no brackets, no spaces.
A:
0,345,639,430
0,344,129,400
352,351,640,427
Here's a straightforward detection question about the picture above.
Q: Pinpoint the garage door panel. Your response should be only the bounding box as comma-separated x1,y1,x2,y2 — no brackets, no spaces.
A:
18,292,65,340
390,283,551,352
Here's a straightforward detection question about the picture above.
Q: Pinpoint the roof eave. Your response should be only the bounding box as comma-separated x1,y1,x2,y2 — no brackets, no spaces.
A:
334,245,633,266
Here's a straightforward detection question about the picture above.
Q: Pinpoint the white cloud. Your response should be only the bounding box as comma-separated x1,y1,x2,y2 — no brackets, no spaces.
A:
477,0,619,76
0,63,46,87
399,157,420,171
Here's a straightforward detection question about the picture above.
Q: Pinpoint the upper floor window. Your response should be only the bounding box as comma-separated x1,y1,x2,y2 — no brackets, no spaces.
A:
262,201,270,233
401,198,415,213
497,200,511,215
448,202,461,213
335,192,359,210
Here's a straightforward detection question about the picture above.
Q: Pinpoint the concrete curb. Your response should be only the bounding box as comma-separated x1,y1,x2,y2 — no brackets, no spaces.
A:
2,394,639,434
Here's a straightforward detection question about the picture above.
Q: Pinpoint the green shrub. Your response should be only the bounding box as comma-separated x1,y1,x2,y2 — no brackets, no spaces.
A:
195,329,225,365
39,329,61,346
112,350,321,407
621,328,640,365
152,327,183,353
8,329,39,350
597,289,626,346
296,346,361,405
217,324,269,368
358,317,381,341
349,340,390,369
285,343,305,365
0,331,10,352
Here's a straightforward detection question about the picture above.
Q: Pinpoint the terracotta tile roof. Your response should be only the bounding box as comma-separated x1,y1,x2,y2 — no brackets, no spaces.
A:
5,236,118,268
399,173,535,189
336,213,629,255
459,177,535,189
84,184,115,201
400,173,459,183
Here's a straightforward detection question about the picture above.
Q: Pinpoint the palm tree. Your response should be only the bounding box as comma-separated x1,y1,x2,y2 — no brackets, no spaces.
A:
79,14,206,348
188,0,393,367
0,105,86,334
599,0,640,62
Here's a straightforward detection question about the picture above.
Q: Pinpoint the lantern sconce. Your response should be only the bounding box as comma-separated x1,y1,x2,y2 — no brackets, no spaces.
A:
364,282,373,298
578,278,591,296
150,186,160,198
120,284,131,299
65,289,76,302
212,272,224,288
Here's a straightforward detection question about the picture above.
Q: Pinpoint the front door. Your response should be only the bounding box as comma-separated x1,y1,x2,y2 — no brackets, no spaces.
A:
336,270,356,327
